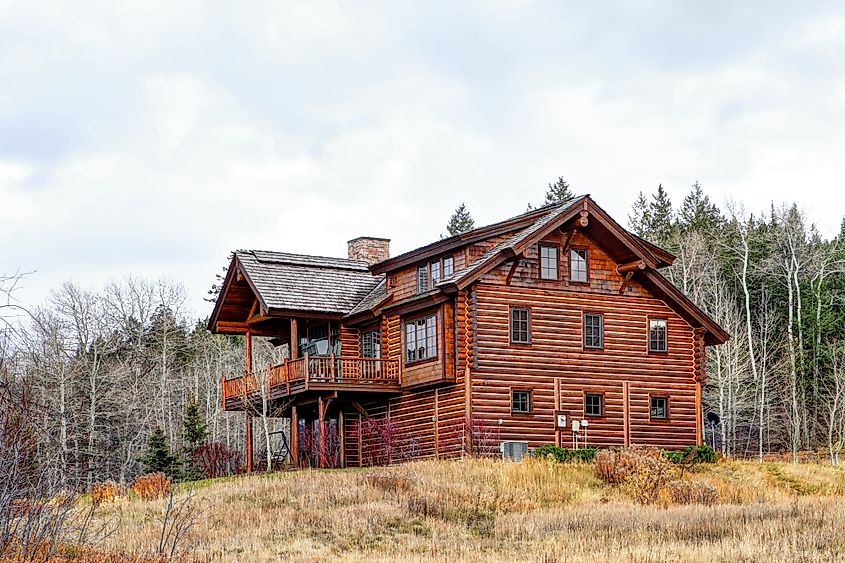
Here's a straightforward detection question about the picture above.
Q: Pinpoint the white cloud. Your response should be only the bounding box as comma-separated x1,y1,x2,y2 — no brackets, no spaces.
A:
2,1,844,316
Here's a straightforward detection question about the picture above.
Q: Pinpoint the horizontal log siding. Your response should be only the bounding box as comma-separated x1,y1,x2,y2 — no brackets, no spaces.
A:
471,231,701,449
339,326,359,356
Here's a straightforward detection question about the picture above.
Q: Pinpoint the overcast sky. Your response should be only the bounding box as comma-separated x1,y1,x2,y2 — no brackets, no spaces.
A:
2,1,844,317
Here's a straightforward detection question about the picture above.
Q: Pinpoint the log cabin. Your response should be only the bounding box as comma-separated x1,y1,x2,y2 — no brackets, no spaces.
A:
209,195,728,470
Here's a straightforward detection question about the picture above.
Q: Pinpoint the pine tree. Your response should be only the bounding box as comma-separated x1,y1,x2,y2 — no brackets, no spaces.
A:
445,203,476,236
649,184,675,246
181,400,209,481
628,191,651,237
205,251,236,303
543,176,576,205
678,181,721,233
141,427,178,477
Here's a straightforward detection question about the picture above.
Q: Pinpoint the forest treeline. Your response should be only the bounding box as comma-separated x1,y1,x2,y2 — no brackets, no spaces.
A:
1,183,844,488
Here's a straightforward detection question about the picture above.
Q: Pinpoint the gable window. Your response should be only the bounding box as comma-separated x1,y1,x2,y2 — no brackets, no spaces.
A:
510,307,530,344
512,390,531,414
649,318,668,352
585,393,603,417
417,265,429,292
570,248,588,282
405,314,437,363
583,313,604,349
443,255,454,277
361,330,381,358
651,396,668,419
539,244,559,280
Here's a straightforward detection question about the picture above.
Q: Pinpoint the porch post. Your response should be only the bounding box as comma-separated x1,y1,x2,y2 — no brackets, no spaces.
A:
318,396,327,469
338,409,346,468
290,318,299,359
245,330,254,473
290,405,299,468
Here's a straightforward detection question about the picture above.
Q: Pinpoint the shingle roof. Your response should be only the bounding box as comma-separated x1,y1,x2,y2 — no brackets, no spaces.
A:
437,199,579,287
345,277,388,317
237,250,380,314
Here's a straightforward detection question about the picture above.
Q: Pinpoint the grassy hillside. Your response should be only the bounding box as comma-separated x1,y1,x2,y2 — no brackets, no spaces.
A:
91,458,845,562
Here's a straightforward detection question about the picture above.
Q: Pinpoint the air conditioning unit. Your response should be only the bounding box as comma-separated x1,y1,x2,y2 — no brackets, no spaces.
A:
500,440,529,462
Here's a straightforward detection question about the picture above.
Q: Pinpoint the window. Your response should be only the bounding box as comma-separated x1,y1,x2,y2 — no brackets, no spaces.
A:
510,308,530,344
417,265,429,293
405,314,437,362
651,396,668,419
443,255,454,277
361,330,381,358
512,390,531,414
430,260,441,284
649,318,668,352
583,313,604,349
417,255,453,293
539,244,559,280
585,393,603,417
570,248,588,282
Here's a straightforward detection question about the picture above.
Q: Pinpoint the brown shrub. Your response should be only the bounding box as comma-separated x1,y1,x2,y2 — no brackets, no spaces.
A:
595,447,674,504
91,481,123,505
666,480,719,505
131,472,171,500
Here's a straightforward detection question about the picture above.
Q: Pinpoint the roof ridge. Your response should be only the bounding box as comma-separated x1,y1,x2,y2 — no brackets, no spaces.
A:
243,249,371,271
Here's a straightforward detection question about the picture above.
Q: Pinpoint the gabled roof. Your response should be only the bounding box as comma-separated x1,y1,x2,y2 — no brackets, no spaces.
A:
209,196,727,346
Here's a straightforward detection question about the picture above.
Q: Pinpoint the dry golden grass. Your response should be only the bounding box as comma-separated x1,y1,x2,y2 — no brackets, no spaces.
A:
89,458,845,562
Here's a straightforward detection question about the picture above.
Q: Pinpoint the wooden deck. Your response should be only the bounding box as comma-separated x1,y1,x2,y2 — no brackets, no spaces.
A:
222,355,401,410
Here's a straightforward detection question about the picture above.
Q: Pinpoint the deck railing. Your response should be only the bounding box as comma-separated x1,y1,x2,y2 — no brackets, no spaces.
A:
221,354,400,405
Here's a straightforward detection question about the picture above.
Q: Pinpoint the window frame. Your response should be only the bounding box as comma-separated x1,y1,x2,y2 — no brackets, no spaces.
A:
538,243,560,280
569,247,590,284
582,312,604,350
360,328,381,359
417,264,429,293
416,255,455,294
511,388,532,415
650,395,670,421
404,313,438,365
648,317,668,353
584,392,605,418
509,306,531,345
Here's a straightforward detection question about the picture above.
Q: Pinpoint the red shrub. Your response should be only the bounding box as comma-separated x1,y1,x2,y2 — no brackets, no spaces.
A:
191,441,242,478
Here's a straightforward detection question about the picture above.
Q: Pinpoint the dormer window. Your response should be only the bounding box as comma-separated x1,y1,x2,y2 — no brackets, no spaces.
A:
416,255,454,293
443,256,454,277
417,265,429,292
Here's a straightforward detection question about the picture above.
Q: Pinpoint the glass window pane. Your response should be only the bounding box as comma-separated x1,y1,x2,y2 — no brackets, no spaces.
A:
540,245,558,279
443,256,454,277
417,265,429,293
571,249,588,282
431,261,441,284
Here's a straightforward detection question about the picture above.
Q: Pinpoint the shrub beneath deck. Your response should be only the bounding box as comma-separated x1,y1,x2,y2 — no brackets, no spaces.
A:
532,445,597,463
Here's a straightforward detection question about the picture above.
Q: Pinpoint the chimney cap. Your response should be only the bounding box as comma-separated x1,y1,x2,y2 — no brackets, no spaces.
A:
347,236,391,243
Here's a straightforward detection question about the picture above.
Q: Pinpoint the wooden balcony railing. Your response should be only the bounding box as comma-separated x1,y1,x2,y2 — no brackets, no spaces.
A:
221,354,401,407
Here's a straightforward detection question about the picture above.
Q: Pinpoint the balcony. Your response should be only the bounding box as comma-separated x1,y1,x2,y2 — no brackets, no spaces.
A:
222,355,401,410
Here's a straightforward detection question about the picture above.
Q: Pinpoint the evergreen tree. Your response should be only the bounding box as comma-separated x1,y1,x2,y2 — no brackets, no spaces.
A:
679,181,722,233
205,251,236,303
181,399,208,481
141,427,178,476
628,185,675,247
628,191,651,238
543,176,576,205
445,203,476,236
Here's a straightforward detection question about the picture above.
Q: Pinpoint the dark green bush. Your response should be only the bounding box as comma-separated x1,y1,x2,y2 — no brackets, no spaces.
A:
664,444,718,464
532,445,597,463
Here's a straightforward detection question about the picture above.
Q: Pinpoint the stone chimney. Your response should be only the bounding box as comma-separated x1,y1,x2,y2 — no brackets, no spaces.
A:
347,237,390,265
